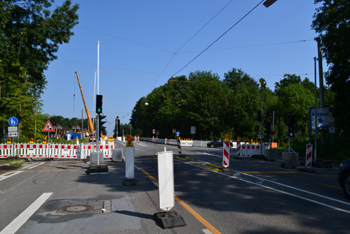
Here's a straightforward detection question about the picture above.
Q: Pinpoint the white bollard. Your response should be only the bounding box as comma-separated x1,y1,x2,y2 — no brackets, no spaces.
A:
125,146,134,179
157,149,174,212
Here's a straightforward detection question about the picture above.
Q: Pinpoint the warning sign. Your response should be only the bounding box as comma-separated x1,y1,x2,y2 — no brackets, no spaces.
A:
42,120,55,132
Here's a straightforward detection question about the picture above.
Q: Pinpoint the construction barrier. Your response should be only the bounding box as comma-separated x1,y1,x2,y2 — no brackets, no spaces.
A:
222,135,230,167
236,142,241,157
177,137,182,154
305,144,313,168
0,144,13,158
0,141,114,159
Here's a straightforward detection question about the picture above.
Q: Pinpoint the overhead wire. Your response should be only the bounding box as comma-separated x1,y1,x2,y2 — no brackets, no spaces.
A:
77,26,173,54
146,0,235,93
172,0,266,77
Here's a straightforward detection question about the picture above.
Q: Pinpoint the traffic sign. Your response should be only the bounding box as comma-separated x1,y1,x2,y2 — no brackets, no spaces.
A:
153,129,155,134
172,128,176,133
329,116,334,122
176,131,180,136
43,120,55,132
8,117,18,126
8,132,18,137
190,126,196,135
329,122,335,128
8,126,17,132
329,127,335,134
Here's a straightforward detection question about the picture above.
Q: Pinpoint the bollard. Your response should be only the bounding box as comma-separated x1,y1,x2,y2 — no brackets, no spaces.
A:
177,136,181,154
222,134,231,171
124,135,136,186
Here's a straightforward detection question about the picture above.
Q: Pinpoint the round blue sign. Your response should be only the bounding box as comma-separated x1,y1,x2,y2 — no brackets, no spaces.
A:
9,117,18,126
176,131,180,136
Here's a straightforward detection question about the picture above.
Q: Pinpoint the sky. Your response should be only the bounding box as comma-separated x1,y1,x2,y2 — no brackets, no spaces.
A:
42,0,325,136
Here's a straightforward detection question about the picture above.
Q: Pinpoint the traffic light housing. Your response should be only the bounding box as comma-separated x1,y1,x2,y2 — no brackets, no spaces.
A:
288,115,294,137
117,118,120,136
96,95,103,114
99,115,106,133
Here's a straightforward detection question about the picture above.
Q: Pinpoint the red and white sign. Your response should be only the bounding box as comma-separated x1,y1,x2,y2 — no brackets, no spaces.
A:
222,141,230,167
305,144,313,168
43,120,55,132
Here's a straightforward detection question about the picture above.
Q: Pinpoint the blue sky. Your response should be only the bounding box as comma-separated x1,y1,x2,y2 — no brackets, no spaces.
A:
42,0,324,136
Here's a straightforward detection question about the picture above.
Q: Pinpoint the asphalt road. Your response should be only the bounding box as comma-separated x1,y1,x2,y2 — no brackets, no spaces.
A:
0,140,349,234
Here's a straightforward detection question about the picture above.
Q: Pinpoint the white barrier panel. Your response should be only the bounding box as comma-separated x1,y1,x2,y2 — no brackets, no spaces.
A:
157,150,174,211
180,140,193,147
0,144,13,158
17,143,49,158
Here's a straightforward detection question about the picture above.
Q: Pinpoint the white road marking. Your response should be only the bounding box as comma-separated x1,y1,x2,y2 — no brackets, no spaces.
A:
0,171,23,182
178,159,350,214
21,162,45,170
0,192,52,234
202,229,213,234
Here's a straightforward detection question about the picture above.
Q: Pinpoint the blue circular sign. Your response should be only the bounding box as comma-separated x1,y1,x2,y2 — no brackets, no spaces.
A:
176,131,180,136
9,117,18,126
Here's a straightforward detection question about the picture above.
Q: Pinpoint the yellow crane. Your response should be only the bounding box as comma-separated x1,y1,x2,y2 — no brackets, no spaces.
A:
75,71,95,139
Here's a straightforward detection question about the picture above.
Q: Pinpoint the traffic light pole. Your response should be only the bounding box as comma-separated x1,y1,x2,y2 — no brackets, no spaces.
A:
96,113,100,165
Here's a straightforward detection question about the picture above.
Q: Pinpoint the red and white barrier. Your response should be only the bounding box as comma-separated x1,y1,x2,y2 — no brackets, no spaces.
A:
17,144,49,158
165,138,167,145
177,138,181,154
305,144,313,168
1,142,114,160
236,142,241,157
222,141,230,167
0,144,13,158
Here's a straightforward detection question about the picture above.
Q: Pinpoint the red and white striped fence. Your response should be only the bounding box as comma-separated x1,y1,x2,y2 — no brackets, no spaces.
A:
0,141,114,159
222,140,230,167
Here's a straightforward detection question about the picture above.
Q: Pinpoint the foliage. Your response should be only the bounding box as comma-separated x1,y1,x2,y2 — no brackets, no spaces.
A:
312,0,350,135
0,0,79,141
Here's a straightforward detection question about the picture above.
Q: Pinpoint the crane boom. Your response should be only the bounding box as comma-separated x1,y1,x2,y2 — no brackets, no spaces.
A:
75,71,94,136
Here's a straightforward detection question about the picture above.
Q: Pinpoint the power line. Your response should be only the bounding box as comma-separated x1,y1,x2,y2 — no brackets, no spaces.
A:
177,39,314,54
172,0,266,77
174,0,234,54
77,26,173,54
146,0,235,93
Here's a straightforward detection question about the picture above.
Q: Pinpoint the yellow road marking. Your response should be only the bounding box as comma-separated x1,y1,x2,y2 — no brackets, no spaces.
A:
69,169,80,171
315,182,342,190
241,171,299,174
54,170,65,172
23,171,34,172
38,170,50,172
139,167,221,234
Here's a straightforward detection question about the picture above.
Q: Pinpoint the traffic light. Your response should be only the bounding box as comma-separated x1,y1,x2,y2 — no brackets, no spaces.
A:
99,115,106,133
96,95,103,114
288,115,294,137
117,118,120,136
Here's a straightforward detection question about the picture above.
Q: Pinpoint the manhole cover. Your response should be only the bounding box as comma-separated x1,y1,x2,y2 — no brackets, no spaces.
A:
58,204,94,213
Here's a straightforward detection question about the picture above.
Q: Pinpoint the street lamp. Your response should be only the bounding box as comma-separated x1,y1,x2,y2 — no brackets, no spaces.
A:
263,0,277,8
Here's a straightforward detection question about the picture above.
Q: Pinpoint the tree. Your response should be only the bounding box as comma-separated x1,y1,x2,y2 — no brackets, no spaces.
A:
312,0,350,135
0,0,79,140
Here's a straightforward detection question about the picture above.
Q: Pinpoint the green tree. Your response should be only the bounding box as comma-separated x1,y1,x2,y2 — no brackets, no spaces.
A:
312,0,350,135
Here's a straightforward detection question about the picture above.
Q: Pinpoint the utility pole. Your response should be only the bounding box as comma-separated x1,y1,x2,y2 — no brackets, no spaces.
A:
314,57,318,162
259,78,265,155
315,37,325,142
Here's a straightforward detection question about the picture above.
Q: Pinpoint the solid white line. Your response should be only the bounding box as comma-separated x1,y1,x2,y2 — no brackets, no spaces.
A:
178,159,350,215
0,192,52,234
241,170,350,206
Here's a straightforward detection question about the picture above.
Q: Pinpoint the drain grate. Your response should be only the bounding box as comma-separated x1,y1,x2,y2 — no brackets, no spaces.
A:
58,204,95,213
